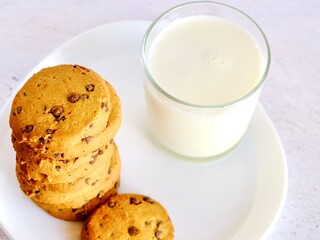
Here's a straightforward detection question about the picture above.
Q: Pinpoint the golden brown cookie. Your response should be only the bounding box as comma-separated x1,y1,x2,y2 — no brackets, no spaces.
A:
17,144,121,209
16,146,113,193
10,64,113,159
11,79,121,160
16,141,114,184
82,194,174,240
32,179,120,221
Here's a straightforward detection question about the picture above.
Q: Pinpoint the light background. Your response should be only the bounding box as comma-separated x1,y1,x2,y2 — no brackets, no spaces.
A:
0,0,319,239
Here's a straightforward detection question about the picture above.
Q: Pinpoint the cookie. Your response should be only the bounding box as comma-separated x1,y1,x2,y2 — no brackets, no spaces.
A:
16,141,114,184
81,194,174,240
10,64,112,159
11,80,121,160
32,179,120,221
17,144,121,209
16,143,113,193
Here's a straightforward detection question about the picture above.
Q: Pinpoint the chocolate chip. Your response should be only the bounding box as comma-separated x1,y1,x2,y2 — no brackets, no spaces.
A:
67,93,80,103
86,84,95,92
59,159,69,164
155,230,163,239
13,106,22,116
108,200,116,208
58,116,66,121
80,94,89,99
50,106,64,118
143,196,154,204
34,190,41,195
91,180,98,186
101,102,109,112
92,149,99,155
46,129,56,134
130,197,141,205
54,153,64,159
98,149,103,155
89,159,96,165
81,136,93,144
38,137,46,144
76,211,89,221
16,106,22,114
23,125,34,133
12,109,19,116
145,221,151,226
23,92,27,96
85,178,90,185
55,166,61,171
89,123,94,128
128,226,140,236
156,220,163,227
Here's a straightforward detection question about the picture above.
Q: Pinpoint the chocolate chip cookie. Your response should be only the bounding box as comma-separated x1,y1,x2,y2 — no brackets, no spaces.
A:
17,144,121,209
81,194,174,240
10,64,113,159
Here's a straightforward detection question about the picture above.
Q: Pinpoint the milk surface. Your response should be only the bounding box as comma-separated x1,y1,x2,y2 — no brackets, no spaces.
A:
147,16,263,106
144,15,266,157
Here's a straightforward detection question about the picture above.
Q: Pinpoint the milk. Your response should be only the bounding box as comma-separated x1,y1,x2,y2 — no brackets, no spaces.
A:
148,16,263,106
143,13,268,158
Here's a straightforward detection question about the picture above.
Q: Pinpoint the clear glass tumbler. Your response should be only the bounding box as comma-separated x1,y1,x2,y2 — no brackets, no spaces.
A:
141,1,270,158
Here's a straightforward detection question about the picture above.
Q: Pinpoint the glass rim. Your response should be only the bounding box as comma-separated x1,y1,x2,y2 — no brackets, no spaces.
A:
141,0,271,109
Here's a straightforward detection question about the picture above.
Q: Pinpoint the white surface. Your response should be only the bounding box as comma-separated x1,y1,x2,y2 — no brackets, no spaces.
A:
0,21,286,240
0,1,319,240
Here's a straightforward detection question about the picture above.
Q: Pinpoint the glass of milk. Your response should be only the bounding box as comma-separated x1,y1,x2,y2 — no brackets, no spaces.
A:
141,1,270,158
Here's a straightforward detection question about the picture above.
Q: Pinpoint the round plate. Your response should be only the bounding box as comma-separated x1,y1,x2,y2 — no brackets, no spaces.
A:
0,21,287,240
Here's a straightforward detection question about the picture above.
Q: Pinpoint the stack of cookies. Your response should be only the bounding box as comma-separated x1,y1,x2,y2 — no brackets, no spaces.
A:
9,64,122,221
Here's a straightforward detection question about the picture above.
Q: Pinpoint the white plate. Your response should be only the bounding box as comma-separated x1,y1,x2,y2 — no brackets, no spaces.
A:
0,21,287,240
